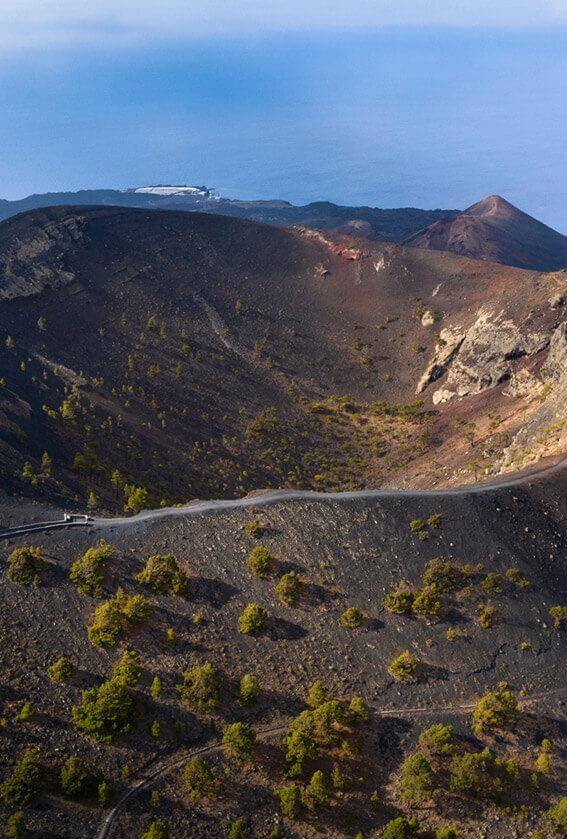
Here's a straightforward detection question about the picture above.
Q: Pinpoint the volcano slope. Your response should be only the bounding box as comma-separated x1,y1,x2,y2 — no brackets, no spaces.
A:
405,195,567,272
1,205,567,514
0,464,565,838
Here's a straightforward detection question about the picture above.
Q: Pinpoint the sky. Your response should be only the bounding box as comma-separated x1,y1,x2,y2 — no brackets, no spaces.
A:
1,2,566,229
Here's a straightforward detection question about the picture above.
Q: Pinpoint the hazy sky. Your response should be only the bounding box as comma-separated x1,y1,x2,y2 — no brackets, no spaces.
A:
1,3,566,228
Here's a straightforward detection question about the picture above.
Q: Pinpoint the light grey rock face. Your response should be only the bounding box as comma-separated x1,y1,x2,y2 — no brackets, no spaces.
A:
446,309,549,396
542,321,567,382
432,388,456,405
417,308,549,398
416,326,465,394
0,216,83,300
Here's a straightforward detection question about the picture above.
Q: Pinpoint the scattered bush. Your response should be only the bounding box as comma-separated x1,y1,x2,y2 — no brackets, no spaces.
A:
388,650,418,682
182,757,218,802
60,756,97,799
247,546,273,578
72,678,136,742
384,581,415,614
399,752,435,803
277,782,301,818
6,546,46,586
98,779,112,806
141,821,169,839
449,747,493,794
275,571,303,606
18,701,35,722
436,827,459,839
382,817,419,839
306,680,327,709
549,605,567,630
418,723,454,757
222,722,256,763
239,673,261,706
70,541,116,597
87,588,153,647
304,769,331,807
6,812,27,839
150,676,162,699
477,604,496,629
136,554,189,596
422,558,456,593
244,519,265,538
412,586,442,621
506,567,530,589
112,649,142,687
472,686,519,737
237,603,268,635
48,656,74,684
546,797,567,832
339,607,364,629
348,695,370,723
482,572,503,595
229,817,249,839
178,662,220,713
0,747,44,806
123,485,150,515
283,713,318,777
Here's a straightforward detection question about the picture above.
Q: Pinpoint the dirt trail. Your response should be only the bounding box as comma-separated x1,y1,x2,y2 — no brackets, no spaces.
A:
94,688,566,839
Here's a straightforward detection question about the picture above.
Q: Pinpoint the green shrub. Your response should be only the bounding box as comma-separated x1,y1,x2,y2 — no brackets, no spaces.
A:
6,812,27,839
304,769,331,807
472,686,519,737
382,817,419,838
449,747,493,794
123,485,150,515
182,757,217,802
477,604,496,629
275,571,303,606
136,554,189,596
17,701,35,722
141,821,168,839
546,797,567,832
348,695,370,723
6,546,46,586
306,679,327,708
150,676,162,699
277,782,301,818
418,723,454,757
98,779,112,806
178,662,220,713
283,712,318,777
482,572,503,595
399,752,435,803
388,650,418,682
48,656,74,684
312,700,345,743
111,649,142,687
384,582,415,614
229,817,249,839
239,673,261,706
506,567,530,589
339,607,364,628
247,546,273,578
549,605,567,629
412,586,442,621
222,722,256,763
237,603,268,635
244,519,265,538
0,747,44,806
60,756,97,799
436,827,459,839
422,558,456,593
87,588,153,647
72,678,136,742
70,541,115,597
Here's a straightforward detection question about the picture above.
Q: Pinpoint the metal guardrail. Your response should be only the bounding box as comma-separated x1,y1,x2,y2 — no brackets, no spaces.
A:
0,515,93,542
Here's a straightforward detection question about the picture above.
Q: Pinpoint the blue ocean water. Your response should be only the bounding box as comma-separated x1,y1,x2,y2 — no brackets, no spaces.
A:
0,28,565,229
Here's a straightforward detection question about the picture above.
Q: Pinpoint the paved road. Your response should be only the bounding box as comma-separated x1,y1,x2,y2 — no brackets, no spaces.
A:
94,687,566,839
0,518,93,542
